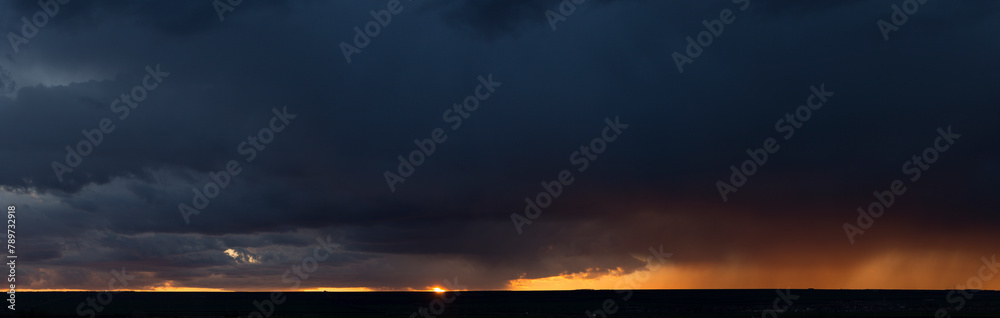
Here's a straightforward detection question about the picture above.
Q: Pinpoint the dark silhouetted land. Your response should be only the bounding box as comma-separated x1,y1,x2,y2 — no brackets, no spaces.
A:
13,289,1000,317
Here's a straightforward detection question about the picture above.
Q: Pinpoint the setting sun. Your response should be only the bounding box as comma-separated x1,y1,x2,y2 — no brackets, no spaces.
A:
432,287,445,293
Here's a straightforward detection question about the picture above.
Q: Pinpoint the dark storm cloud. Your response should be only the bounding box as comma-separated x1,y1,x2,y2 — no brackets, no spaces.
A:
748,0,870,14
1,0,998,291
429,0,631,39
0,0,281,37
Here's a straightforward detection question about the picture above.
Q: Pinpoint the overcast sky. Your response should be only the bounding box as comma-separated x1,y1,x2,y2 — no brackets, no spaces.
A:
2,0,999,291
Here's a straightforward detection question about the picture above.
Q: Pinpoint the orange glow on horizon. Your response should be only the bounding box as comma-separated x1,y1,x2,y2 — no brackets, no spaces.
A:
21,288,101,292
19,251,1000,291
300,287,376,292
144,281,228,292
508,267,640,291
506,251,1000,291
21,280,226,292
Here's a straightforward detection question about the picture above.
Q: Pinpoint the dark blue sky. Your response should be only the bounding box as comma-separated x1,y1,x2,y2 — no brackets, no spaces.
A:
1,0,998,291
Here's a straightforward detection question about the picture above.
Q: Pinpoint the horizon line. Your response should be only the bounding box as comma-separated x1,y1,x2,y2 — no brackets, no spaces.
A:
18,288,1000,293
